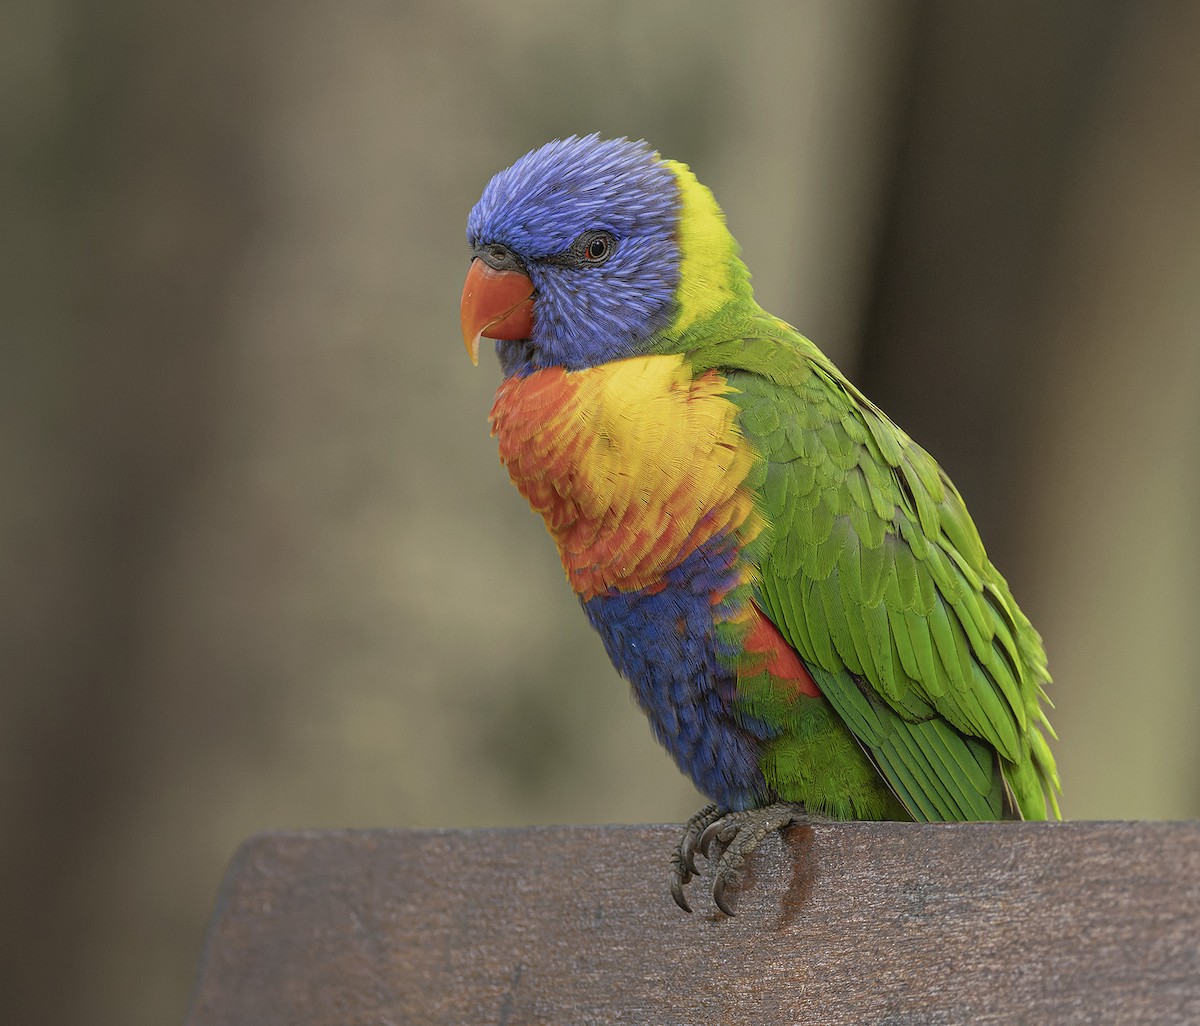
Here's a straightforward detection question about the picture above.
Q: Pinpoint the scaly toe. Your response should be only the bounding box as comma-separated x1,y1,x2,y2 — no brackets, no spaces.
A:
699,802,808,914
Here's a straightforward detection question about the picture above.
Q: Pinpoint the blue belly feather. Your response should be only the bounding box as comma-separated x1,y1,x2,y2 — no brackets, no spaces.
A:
581,536,775,810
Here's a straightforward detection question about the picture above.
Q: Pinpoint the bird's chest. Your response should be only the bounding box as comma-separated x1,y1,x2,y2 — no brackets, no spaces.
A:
489,354,775,808
489,355,762,601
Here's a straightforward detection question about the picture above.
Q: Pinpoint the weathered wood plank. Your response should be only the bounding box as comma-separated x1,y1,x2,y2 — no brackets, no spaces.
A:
185,822,1200,1026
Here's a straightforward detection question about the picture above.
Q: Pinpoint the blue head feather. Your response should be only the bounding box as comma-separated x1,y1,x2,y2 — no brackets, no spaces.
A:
467,135,680,375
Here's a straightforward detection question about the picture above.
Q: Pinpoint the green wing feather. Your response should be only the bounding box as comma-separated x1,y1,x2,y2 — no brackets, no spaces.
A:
690,316,1060,822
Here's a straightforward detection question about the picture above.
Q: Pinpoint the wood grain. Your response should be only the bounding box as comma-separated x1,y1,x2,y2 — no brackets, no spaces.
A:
185,822,1200,1025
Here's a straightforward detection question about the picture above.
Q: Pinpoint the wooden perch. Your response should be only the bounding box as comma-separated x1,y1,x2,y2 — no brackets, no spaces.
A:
185,822,1200,1025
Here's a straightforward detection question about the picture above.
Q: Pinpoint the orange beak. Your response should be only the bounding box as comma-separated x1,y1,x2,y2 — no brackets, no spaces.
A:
459,258,535,366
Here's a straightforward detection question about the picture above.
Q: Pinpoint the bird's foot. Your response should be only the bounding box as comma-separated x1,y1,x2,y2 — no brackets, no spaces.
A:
669,803,724,913
671,801,809,915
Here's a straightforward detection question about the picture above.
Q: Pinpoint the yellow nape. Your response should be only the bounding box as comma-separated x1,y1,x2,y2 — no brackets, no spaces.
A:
661,159,744,335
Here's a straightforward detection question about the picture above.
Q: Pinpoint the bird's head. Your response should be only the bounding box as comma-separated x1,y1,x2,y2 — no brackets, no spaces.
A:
461,135,751,375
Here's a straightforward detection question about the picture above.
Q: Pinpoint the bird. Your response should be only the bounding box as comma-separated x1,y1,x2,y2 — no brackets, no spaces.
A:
459,135,1060,915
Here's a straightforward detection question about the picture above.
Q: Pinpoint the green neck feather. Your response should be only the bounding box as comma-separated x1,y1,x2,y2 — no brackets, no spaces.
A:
645,160,833,389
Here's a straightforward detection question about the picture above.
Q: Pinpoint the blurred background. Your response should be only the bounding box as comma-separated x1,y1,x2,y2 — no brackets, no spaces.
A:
3,1,1198,1023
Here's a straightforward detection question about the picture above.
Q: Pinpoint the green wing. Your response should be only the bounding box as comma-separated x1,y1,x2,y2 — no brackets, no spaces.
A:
697,323,1060,822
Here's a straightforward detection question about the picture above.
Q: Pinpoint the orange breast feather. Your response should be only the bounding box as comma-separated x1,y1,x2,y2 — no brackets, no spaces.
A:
490,354,763,602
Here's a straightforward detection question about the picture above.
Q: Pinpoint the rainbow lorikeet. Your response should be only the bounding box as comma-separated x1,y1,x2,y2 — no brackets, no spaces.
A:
460,136,1060,914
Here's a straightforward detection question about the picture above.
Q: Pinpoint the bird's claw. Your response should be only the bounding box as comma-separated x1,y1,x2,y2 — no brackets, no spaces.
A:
669,857,693,914
698,816,737,861
712,866,738,917
669,803,723,913
670,802,808,915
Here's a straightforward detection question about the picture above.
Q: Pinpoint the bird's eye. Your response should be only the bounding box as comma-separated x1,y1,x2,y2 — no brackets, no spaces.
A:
579,230,615,264
542,230,617,269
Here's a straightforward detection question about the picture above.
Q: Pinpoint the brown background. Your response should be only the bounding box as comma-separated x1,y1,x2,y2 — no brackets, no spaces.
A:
3,3,1198,1025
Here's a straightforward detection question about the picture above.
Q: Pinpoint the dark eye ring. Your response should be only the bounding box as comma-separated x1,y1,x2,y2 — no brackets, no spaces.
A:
579,230,615,264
